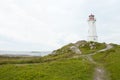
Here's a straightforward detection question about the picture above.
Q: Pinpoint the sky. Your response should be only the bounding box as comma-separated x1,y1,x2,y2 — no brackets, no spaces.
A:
0,0,120,51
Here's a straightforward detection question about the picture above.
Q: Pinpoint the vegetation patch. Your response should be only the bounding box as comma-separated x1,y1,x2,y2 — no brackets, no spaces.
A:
79,41,106,54
0,58,93,80
93,44,120,80
0,41,120,80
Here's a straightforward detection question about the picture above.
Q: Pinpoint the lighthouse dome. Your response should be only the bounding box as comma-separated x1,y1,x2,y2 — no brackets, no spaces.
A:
89,14,94,17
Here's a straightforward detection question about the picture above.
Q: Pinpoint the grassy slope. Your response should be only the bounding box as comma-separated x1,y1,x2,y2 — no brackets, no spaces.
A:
93,44,120,80
79,42,106,54
0,41,119,80
0,56,43,65
0,58,93,80
0,42,106,65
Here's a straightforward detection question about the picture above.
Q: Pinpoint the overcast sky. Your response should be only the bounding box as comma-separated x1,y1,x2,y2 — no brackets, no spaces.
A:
0,0,120,51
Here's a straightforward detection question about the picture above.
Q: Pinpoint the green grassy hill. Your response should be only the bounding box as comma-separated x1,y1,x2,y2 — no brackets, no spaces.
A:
93,44,120,80
0,41,120,80
0,59,93,80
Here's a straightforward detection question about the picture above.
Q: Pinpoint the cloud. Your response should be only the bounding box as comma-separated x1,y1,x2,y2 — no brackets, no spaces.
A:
0,0,120,51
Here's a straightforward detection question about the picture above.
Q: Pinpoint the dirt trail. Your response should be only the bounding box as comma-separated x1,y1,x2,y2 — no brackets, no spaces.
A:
79,44,113,80
94,67,108,80
89,44,112,80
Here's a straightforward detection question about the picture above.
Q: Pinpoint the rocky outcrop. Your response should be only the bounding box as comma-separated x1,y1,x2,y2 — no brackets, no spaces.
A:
70,46,82,54
74,40,87,47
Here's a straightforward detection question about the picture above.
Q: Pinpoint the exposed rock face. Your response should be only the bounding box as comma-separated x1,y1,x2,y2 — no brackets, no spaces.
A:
70,46,82,54
51,40,106,56
89,43,96,49
75,40,99,50
75,40,87,47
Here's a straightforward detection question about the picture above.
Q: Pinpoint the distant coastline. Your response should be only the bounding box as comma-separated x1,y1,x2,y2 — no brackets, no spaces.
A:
0,51,51,57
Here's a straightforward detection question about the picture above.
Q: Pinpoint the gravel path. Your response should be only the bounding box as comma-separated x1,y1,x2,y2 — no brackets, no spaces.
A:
73,44,113,80
87,44,113,80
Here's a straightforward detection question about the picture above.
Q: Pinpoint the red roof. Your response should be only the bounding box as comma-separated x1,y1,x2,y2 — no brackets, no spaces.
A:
88,14,95,21
89,14,94,17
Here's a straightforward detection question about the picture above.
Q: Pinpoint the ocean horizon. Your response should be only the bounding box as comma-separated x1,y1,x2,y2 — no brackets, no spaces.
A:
0,51,51,57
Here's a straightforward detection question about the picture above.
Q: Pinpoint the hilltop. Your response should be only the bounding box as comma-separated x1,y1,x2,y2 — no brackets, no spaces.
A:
0,40,120,80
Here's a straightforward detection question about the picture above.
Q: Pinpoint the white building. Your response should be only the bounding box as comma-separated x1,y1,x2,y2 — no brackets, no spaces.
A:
88,14,98,42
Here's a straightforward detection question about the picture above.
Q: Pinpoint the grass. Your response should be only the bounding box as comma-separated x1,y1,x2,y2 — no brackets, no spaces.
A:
79,42,106,54
0,58,93,80
0,41,120,80
0,56,43,65
0,42,94,80
92,44,120,80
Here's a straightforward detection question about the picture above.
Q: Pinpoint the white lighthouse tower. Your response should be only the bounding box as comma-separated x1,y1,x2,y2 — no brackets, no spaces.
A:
88,14,98,42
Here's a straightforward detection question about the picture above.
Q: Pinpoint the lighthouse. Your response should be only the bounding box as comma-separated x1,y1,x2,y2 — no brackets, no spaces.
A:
88,14,98,42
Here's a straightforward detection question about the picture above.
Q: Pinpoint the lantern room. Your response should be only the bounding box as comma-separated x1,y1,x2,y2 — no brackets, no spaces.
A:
88,14,96,21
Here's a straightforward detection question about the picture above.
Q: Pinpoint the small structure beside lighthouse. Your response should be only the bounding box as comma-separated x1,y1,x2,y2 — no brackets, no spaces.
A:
88,14,98,42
